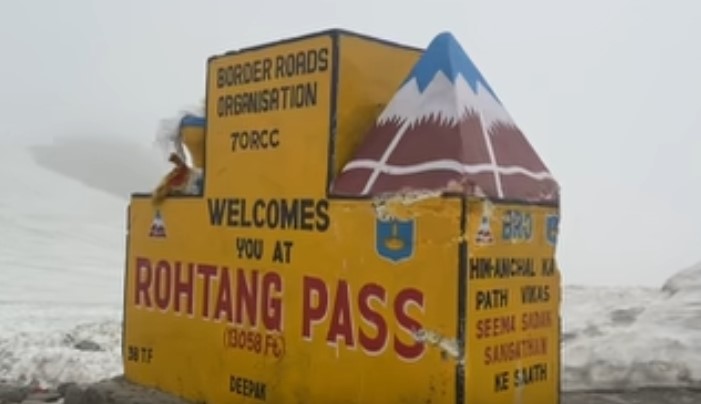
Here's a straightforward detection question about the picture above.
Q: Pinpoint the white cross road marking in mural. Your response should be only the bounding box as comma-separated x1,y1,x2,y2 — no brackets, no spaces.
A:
357,71,533,197
345,159,555,181
360,120,413,195
334,34,558,202
478,109,503,197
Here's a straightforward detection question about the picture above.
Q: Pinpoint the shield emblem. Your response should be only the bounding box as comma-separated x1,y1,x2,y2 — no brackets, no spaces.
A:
545,214,559,246
375,218,415,263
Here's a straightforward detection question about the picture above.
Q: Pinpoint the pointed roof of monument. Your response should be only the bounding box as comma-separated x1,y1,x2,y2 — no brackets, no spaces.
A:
330,32,559,203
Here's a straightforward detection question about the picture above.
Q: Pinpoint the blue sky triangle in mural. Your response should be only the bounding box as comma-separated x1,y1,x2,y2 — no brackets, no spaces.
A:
405,32,500,102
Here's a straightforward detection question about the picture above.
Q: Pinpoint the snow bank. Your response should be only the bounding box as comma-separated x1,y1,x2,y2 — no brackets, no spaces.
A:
661,261,701,295
563,264,701,391
0,142,128,386
0,132,175,387
0,303,121,387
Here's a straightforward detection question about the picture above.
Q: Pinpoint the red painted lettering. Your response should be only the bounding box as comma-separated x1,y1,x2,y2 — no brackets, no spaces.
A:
476,315,516,339
521,311,552,331
173,262,194,315
301,277,426,360
394,288,425,361
302,276,328,339
214,267,233,322
261,272,282,332
326,280,355,346
197,264,217,318
358,283,388,355
235,269,259,327
132,258,285,333
154,260,172,311
135,257,152,307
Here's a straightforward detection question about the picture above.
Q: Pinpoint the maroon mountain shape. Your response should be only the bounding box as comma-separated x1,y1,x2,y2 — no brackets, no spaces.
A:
330,32,559,204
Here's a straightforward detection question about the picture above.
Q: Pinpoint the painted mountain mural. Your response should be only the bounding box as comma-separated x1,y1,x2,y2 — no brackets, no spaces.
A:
330,32,559,203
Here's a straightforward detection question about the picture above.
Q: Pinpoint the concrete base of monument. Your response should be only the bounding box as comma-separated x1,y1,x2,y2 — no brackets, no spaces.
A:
4,376,700,404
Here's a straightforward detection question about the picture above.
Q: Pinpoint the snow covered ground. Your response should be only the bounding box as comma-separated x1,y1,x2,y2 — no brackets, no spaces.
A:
0,139,699,392
563,278,701,391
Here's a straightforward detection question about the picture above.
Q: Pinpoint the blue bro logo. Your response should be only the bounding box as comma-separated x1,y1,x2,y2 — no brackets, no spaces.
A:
545,214,559,245
375,217,415,263
502,210,533,243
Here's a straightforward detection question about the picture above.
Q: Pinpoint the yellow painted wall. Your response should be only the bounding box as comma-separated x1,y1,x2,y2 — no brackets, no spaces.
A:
124,29,561,404
124,196,463,403
205,31,422,198
205,33,333,198
332,34,422,184
465,199,561,404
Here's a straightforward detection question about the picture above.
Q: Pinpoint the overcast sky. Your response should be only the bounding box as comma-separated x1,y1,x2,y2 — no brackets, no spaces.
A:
1,0,699,287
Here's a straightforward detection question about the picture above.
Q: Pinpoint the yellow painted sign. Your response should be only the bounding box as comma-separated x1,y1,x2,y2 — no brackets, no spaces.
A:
125,196,463,403
124,29,561,404
465,199,561,404
205,31,423,198
206,34,333,198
